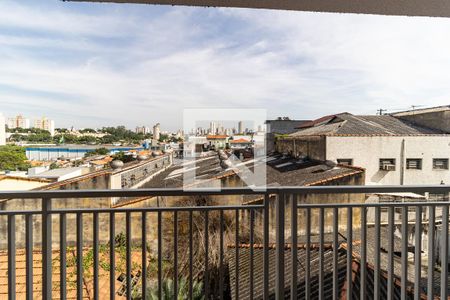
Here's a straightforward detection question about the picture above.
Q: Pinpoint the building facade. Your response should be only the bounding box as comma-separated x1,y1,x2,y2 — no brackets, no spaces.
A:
277,112,450,186
153,123,161,141
34,117,55,136
7,115,30,129
0,114,5,146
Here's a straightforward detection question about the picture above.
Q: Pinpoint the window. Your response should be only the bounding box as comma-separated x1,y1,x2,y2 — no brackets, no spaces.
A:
379,159,396,171
433,158,449,170
337,159,353,166
406,158,422,170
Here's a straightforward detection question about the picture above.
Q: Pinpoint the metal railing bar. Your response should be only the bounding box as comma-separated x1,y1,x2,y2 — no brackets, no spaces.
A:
346,207,352,300
361,207,367,300
8,215,15,300
387,206,394,300
219,210,224,300
204,210,209,298
275,192,285,300
93,212,99,300
427,206,435,300
414,206,422,300
235,209,239,300
263,194,270,300
42,197,52,300
189,211,193,300
157,211,162,300
333,207,338,300
374,207,381,300
76,213,83,300
373,207,381,300
401,206,408,300
250,208,255,300
3,185,450,198
305,207,311,300
25,214,33,300
290,194,298,300
319,207,325,300
441,206,448,300
109,212,116,300
141,211,147,300
60,213,67,300
126,212,132,300
174,211,178,300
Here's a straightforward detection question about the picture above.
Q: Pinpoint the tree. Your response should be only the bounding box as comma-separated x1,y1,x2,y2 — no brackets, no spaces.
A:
0,145,30,171
84,147,109,158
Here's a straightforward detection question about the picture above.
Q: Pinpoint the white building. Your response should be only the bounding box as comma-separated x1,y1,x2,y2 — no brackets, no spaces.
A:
209,121,217,135
7,115,30,129
136,126,150,134
153,123,161,141
0,114,5,146
281,113,450,186
34,117,55,136
238,121,243,134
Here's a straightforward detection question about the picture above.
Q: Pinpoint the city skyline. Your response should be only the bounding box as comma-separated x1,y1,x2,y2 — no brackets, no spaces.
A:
2,1,450,130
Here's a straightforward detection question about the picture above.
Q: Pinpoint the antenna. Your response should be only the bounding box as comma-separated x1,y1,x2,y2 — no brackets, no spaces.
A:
376,109,387,115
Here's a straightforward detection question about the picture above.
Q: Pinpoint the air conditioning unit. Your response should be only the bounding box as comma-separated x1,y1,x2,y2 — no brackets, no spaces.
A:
382,164,395,171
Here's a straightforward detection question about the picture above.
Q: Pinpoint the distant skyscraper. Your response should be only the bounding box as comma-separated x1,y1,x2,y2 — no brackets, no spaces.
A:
136,126,150,134
0,114,5,145
238,121,243,134
34,117,55,136
153,123,161,141
7,115,30,129
210,121,217,135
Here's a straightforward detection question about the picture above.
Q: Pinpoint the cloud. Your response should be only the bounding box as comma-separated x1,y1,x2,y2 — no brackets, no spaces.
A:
1,1,450,130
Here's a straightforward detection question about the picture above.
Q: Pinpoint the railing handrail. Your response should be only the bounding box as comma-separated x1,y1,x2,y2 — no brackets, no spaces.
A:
1,184,450,198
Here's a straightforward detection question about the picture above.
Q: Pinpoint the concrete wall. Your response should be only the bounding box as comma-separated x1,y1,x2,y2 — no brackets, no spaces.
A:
275,136,326,161
0,178,49,191
326,135,450,185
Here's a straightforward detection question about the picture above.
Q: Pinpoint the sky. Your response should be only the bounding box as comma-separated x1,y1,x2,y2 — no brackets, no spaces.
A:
1,1,450,131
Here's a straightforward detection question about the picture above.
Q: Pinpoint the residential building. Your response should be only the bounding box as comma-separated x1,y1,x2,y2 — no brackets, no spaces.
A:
230,137,252,149
34,117,55,136
209,121,217,135
206,134,229,149
152,123,161,141
238,121,243,134
135,126,150,135
7,115,30,129
0,114,5,146
277,112,450,186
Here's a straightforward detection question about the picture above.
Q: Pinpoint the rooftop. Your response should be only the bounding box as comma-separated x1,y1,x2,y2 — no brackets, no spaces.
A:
289,113,445,137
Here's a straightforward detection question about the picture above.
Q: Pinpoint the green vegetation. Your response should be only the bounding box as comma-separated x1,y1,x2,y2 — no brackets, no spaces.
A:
0,145,30,171
112,151,136,163
84,147,109,158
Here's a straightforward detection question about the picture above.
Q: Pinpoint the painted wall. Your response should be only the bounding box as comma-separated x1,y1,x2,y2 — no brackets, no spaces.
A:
0,178,49,191
326,135,450,185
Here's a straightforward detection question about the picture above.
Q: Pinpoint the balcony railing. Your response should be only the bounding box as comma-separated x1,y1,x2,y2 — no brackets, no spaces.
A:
1,185,450,299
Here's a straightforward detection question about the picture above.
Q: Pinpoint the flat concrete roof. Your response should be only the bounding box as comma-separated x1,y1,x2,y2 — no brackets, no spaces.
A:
68,0,450,18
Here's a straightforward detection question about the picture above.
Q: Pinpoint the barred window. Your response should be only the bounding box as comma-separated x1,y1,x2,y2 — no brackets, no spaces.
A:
406,158,422,170
433,158,448,170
